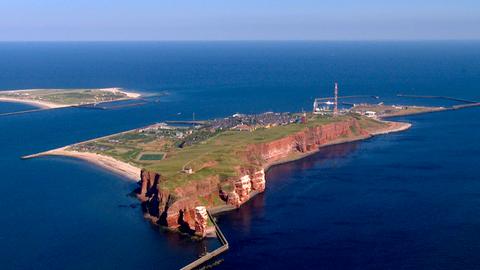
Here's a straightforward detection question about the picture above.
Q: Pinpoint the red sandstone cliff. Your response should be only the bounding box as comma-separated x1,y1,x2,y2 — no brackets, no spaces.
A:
138,170,220,233
137,118,370,236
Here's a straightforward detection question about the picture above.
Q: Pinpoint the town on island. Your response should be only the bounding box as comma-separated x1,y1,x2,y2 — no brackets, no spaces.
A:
11,83,480,270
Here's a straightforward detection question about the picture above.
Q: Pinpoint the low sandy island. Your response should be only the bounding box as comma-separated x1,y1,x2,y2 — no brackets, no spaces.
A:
22,120,410,183
0,88,141,109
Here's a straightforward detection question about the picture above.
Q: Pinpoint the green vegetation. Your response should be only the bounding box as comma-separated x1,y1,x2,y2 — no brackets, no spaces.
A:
68,128,173,166
139,153,165,161
145,114,351,190
356,114,388,130
69,113,387,192
207,216,214,227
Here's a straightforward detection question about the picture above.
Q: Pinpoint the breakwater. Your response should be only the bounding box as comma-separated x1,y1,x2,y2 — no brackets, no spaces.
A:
73,101,148,110
180,211,229,270
0,98,148,117
0,108,52,117
397,94,478,104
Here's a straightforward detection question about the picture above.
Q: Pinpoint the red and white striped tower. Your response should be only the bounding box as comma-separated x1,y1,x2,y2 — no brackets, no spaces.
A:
333,82,339,116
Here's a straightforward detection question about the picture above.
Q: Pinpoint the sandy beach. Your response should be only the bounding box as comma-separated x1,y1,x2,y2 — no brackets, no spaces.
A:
24,147,141,181
102,87,141,98
0,97,69,109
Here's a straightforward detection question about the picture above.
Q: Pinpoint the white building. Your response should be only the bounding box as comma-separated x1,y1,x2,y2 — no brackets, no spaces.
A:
365,111,377,118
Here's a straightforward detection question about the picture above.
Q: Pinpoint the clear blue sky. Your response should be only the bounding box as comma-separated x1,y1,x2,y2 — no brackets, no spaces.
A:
1,0,479,41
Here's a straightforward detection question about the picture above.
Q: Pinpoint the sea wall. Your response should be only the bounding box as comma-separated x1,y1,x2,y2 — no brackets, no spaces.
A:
137,119,367,235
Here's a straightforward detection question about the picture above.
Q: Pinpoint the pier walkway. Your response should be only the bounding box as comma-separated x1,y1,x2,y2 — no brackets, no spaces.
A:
180,211,229,270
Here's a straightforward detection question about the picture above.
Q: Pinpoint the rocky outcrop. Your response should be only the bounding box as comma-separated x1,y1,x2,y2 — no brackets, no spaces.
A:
137,118,368,236
225,169,265,207
194,206,209,237
138,170,219,232
251,170,266,192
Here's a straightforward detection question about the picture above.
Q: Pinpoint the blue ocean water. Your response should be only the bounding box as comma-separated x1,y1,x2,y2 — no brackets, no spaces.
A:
0,41,479,269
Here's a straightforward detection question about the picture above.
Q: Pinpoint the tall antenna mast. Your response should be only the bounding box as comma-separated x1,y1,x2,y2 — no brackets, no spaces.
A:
333,82,339,116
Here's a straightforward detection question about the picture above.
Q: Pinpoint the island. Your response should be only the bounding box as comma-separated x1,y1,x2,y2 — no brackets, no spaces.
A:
24,98,473,269
25,102,435,236
0,88,140,109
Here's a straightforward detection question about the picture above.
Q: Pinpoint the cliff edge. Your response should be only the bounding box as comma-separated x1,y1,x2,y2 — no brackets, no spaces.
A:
136,116,395,236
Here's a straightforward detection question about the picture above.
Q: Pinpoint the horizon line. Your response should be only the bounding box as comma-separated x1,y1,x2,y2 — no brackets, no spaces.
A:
1,39,480,43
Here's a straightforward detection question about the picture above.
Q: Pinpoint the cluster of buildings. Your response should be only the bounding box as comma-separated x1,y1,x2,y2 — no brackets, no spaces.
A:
70,142,112,152
138,123,192,139
350,104,411,118
90,91,126,102
206,112,301,132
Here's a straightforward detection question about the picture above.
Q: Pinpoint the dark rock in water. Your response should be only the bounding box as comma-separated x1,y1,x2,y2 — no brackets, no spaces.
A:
118,203,139,209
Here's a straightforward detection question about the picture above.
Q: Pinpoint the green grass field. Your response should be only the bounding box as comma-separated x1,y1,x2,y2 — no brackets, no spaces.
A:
139,153,165,160
69,113,386,192
144,114,384,190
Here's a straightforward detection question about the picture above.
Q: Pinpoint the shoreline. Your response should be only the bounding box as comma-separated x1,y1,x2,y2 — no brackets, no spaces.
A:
0,97,69,109
264,121,411,171
22,120,411,200
0,88,141,109
265,121,411,170
211,120,411,216
23,147,141,181
19,119,410,270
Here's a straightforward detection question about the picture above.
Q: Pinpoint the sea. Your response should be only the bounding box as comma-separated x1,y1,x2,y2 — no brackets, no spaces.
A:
0,41,479,270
